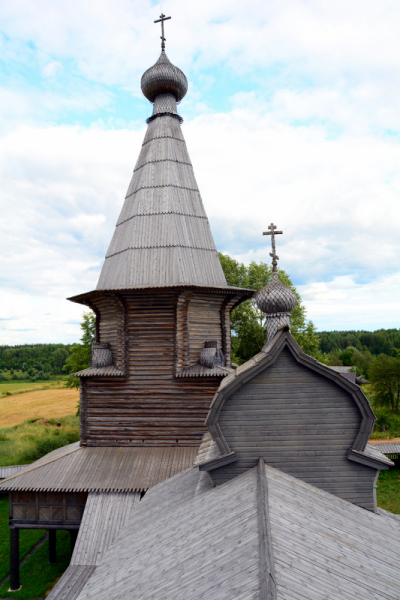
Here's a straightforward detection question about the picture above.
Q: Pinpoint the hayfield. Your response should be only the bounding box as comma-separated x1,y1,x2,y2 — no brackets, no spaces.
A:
0,388,79,428
0,380,64,395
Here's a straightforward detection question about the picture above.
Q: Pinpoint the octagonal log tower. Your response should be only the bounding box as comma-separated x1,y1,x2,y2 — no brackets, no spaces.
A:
69,51,252,447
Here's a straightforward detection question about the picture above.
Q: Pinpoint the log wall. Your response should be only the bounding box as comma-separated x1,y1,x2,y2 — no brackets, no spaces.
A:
212,347,377,511
83,290,231,446
91,295,125,371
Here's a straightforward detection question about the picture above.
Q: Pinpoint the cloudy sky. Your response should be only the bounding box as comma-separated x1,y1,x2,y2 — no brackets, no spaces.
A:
1,0,399,344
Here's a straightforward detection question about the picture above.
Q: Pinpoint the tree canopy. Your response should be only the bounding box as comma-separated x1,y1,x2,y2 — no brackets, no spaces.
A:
219,253,320,364
369,355,400,414
63,312,96,388
318,329,400,357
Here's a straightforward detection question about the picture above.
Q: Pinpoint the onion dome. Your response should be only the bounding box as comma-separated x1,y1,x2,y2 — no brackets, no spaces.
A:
255,272,298,314
141,52,188,103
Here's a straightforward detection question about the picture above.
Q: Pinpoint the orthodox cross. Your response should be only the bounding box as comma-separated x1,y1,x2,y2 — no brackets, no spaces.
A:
263,223,282,272
154,13,171,51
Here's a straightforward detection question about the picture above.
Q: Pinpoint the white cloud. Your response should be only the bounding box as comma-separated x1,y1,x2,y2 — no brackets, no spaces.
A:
0,123,144,303
1,0,400,85
42,60,62,78
0,288,85,344
0,0,400,341
298,273,400,331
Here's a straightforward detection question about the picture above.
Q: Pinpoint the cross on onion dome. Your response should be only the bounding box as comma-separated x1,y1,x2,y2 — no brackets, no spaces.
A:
154,13,171,51
263,223,283,273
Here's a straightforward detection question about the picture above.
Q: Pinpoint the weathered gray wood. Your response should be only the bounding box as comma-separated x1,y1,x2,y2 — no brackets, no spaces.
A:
257,459,276,600
198,451,237,471
0,446,199,495
46,565,96,600
71,492,140,567
206,337,381,510
265,464,400,600
96,112,227,289
75,467,260,600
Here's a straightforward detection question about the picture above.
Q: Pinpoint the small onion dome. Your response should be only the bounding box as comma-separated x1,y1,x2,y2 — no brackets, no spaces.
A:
255,272,298,314
141,51,188,103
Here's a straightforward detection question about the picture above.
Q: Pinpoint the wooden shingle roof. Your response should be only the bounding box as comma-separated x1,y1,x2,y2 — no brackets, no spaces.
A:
57,461,400,600
96,109,227,290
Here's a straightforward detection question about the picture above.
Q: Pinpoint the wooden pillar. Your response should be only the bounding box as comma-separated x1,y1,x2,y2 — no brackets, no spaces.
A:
9,528,20,591
48,529,57,563
69,529,78,554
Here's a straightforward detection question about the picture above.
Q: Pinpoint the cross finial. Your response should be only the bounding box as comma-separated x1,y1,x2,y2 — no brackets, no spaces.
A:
263,223,283,273
154,13,171,51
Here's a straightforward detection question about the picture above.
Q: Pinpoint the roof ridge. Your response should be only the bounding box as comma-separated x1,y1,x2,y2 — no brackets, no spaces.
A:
257,459,277,600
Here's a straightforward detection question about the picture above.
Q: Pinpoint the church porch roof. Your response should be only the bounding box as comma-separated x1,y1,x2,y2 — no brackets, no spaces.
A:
0,443,198,493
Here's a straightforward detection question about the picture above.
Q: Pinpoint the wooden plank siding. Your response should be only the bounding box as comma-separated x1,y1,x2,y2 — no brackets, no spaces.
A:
91,295,126,371
187,295,224,365
84,290,230,446
211,348,377,511
10,491,87,529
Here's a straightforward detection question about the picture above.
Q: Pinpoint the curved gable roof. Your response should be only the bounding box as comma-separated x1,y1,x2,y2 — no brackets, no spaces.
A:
204,327,389,475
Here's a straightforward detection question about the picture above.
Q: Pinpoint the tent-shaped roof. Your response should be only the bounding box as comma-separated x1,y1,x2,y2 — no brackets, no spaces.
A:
96,53,227,290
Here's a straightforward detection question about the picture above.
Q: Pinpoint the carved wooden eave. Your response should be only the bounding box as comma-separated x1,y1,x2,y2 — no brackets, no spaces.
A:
67,283,254,305
72,366,125,378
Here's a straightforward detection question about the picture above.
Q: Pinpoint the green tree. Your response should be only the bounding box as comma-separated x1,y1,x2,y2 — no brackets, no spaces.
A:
219,253,320,364
369,355,400,414
63,312,96,389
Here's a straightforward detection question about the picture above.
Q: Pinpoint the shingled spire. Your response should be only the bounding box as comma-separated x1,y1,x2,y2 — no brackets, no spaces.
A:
97,43,227,289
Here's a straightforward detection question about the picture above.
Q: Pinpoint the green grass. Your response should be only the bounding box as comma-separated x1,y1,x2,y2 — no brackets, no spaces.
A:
0,495,72,598
0,495,46,583
376,468,400,514
0,379,65,397
0,416,80,467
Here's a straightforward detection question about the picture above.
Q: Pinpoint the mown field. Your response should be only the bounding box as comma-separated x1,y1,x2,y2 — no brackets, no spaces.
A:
0,377,65,396
0,387,79,428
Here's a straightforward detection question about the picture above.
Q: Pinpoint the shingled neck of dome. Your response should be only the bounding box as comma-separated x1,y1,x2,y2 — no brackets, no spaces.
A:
255,271,298,342
141,51,188,124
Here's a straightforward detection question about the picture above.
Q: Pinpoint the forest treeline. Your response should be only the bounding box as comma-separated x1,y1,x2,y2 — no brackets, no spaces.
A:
0,344,72,380
318,330,400,357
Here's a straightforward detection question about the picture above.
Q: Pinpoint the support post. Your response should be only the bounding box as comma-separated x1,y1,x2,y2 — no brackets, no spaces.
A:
9,528,20,592
48,529,57,563
69,529,78,554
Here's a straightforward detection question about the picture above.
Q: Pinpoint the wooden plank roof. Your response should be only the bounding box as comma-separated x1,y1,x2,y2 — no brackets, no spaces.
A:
65,462,399,600
369,442,400,455
47,491,141,600
0,465,28,479
96,113,227,290
0,443,198,492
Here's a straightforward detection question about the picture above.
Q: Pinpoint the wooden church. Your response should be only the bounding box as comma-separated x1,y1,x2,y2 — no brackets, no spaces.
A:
1,15,398,600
